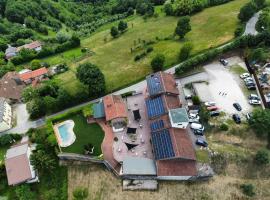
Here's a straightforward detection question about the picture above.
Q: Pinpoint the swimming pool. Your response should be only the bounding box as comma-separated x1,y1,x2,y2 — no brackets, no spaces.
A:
58,124,70,144
53,120,76,147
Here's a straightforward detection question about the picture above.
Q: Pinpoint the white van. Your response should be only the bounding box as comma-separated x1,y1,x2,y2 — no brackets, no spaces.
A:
190,123,204,131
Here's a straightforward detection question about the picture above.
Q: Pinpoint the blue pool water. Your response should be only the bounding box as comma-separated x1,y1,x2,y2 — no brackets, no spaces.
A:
58,124,70,143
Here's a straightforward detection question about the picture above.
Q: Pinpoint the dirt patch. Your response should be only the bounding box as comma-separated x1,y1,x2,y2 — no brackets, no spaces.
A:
68,163,270,200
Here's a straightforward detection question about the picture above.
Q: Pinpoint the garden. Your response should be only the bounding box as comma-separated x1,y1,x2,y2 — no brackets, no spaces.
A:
60,114,105,156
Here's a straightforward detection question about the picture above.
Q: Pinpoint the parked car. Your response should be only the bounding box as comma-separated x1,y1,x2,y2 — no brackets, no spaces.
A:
249,99,261,105
205,101,216,107
185,95,193,100
193,129,204,136
245,80,255,86
219,58,228,66
246,113,252,121
190,123,205,131
247,85,256,90
233,103,242,111
244,77,253,82
210,110,220,117
196,139,208,147
232,114,241,124
207,106,218,111
240,73,250,79
248,94,260,100
189,117,200,123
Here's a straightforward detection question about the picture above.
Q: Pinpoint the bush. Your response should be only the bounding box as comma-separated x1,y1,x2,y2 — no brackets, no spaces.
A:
220,123,229,131
192,95,200,105
255,149,269,165
240,184,255,197
238,2,258,22
234,24,245,37
146,46,153,53
179,42,193,61
73,187,88,200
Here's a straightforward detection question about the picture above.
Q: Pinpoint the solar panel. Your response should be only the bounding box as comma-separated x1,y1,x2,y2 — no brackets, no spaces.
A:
150,120,164,131
151,129,175,160
146,74,164,96
146,96,165,119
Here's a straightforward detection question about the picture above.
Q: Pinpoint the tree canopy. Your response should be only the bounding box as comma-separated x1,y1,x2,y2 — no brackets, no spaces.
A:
175,16,191,39
151,54,165,72
76,62,106,98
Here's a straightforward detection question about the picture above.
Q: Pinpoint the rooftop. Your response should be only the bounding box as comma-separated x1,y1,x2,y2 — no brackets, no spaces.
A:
19,67,48,82
17,41,42,51
103,95,127,121
122,156,156,175
169,108,189,124
5,143,33,185
0,72,25,100
146,72,179,97
93,101,105,119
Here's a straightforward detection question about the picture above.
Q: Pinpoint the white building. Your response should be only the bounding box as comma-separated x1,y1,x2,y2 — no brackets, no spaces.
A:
168,108,189,129
0,98,12,132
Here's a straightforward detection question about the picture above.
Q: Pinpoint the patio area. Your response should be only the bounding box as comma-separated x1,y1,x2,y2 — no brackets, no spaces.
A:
111,93,154,163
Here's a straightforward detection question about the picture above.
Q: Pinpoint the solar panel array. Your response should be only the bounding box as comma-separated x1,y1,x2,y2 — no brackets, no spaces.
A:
146,96,165,119
150,120,164,132
146,74,164,96
151,129,175,160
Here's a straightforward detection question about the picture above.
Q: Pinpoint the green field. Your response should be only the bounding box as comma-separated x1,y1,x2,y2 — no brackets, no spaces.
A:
61,114,104,156
37,0,248,94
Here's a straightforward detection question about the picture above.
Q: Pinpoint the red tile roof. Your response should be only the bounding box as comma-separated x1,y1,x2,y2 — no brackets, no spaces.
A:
170,128,196,160
17,41,42,51
19,67,48,81
159,72,179,95
103,95,127,121
157,159,197,177
163,95,181,111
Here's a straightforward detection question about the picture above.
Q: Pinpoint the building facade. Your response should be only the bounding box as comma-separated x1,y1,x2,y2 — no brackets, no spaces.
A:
0,98,12,132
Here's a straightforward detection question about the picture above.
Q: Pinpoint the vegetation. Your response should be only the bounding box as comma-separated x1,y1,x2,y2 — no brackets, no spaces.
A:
254,149,270,165
178,42,193,61
73,187,89,200
76,63,106,98
238,0,266,22
240,183,256,197
151,53,165,72
60,114,104,156
175,16,191,39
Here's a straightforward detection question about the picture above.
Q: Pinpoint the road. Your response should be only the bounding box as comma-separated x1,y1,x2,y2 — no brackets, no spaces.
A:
1,12,261,135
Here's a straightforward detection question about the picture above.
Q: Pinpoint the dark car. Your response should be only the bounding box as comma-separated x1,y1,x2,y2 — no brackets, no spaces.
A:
210,110,220,117
193,129,204,136
219,58,228,66
247,85,256,90
196,139,208,147
232,114,241,124
233,103,242,111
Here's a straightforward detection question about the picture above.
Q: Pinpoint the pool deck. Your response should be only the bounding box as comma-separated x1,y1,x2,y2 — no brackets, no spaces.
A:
53,120,76,148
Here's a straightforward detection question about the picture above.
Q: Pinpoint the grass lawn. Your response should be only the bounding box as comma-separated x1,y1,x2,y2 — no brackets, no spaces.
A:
196,149,210,163
29,0,248,95
61,114,104,156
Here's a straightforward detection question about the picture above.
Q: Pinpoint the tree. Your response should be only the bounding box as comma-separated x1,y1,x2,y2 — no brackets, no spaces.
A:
164,3,174,16
192,95,200,105
175,16,191,39
76,63,106,98
238,2,257,22
73,187,88,200
30,59,41,70
26,98,46,119
253,0,265,9
22,86,39,102
0,38,7,52
30,149,56,173
151,54,165,72
110,26,119,38
249,109,270,148
118,20,128,32
179,42,193,61
255,149,269,165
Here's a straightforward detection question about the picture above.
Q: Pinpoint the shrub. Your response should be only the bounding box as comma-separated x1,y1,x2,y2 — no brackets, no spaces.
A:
234,24,245,37
255,149,269,165
192,95,200,105
220,123,229,131
146,46,153,53
179,42,193,61
73,187,88,200
240,184,255,197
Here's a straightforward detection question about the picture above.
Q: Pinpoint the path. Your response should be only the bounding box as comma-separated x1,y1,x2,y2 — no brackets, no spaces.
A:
1,12,262,135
